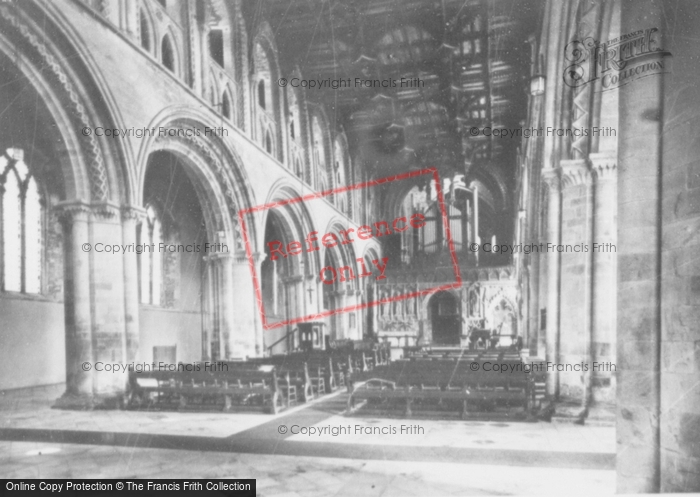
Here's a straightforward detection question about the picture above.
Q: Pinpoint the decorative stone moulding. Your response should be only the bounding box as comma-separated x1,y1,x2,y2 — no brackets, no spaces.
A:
0,5,110,201
589,151,618,182
541,168,561,194
559,159,592,189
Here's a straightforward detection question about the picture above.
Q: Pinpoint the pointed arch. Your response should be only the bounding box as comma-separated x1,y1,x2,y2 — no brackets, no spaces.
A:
161,34,176,73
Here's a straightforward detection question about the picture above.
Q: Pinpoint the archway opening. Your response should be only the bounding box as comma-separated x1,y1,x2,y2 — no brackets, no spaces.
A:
429,291,461,345
141,151,208,362
0,50,71,392
261,210,298,354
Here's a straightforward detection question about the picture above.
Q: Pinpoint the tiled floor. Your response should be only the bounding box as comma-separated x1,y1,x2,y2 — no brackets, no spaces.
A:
0,384,616,496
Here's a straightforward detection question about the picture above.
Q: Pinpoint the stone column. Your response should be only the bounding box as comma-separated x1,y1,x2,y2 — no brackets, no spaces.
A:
284,274,304,349
89,203,128,396
528,248,542,355
56,202,93,402
213,253,235,359
558,159,593,410
202,255,221,359
617,0,663,491
541,169,561,398
590,152,617,403
333,290,347,339
121,206,145,362
231,251,265,357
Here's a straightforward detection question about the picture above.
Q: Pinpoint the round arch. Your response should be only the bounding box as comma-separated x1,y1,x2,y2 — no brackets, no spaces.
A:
138,110,258,251
0,6,132,204
422,289,463,345
259,181,320,276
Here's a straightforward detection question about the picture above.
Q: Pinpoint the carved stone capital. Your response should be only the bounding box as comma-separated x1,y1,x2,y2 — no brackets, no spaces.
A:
204,252,233,264
232,250,265,266
589,151,617,182
121,205,147,223
54,201,92,224
541,169,561,195
560,159,592,189
90,202,121,220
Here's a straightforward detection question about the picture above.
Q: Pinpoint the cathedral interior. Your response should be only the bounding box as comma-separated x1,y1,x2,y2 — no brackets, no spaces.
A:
0,0,699,494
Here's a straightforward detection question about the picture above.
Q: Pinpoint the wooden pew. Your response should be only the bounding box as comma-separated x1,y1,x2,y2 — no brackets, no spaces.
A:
126,365,286,414
245,358,314,402
301,351,343,392
347,358,535,418
246,356,329,401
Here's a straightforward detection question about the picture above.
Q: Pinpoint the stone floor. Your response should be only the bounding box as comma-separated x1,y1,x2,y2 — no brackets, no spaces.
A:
0,384,616,496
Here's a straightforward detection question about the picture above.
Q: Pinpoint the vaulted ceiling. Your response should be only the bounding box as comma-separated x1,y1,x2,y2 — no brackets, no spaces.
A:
254,0,543,225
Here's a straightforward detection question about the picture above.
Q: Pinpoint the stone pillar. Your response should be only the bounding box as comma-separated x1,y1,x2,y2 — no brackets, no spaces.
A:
55,202,129,407
617,1,663,491
203,255,221,359
214,253,235,359
121,206,145,362
528,249,542,355
284,274,304,350
122,0,138,39
89,203,128,396
558,159,593,409
590,152,617,403
333,290,347,339
231,251,265,357
542,169,561,398
56,202,93,401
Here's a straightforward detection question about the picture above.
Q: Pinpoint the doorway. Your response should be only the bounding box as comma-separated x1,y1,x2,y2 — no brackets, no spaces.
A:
429,291,461,345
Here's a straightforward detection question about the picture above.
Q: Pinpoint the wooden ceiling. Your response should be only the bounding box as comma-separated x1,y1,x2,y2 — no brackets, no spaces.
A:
254,0,543,212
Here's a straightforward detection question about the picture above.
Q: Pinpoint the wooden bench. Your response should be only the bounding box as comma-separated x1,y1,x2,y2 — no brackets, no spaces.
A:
246,357,323,401
347,358,536,418
220,360,304,407
126,366,286,414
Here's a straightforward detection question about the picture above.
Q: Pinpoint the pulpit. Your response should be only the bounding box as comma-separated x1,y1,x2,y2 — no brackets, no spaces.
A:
298,322,326,351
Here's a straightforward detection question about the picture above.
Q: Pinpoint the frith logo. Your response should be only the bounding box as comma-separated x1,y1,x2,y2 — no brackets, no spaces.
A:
563,27,672,91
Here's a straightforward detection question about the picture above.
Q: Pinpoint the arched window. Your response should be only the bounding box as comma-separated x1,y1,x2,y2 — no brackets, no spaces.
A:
161,35,175,73
265,130,273,154
312,116,327,189
1,150,43,294
288,89,300,142
294,158,302,178
139,10,151,51
222,92,231,119
139,205,162,305
209,29,224,67
258,80,266,109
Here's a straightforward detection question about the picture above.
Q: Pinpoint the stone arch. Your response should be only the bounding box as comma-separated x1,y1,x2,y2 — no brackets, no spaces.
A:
287,65,312,182
251,21,285,163
205,0,247,128
160,31,179,75
0,4,132,205
309,105,333,192
138,6,155,53
333,130,351,212
259,182,320,276
419,288,463,344
138,111,257,251
221,85,233,121
483,286,518,331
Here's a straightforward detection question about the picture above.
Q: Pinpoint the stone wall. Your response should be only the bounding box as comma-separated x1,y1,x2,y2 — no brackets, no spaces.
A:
617,0,700,491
